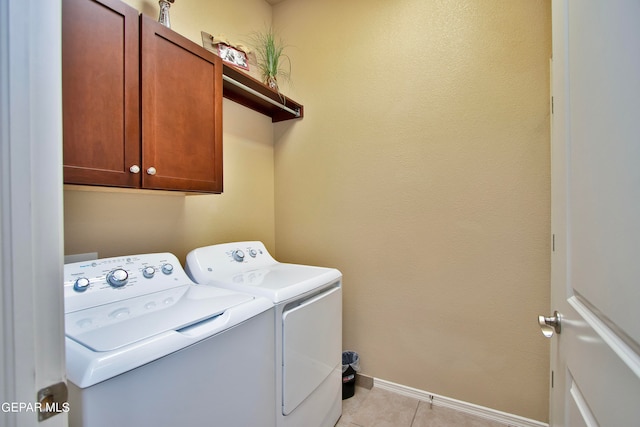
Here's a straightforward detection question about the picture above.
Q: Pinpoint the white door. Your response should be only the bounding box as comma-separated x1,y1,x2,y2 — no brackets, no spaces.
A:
548,0,640,425
0,1,67,426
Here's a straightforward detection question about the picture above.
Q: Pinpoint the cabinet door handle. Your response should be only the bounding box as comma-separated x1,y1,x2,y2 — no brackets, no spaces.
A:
146,167,157,176
129,165,141,174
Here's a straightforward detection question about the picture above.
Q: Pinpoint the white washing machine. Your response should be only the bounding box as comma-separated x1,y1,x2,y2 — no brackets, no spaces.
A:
64,252,275,427
186,241,343,427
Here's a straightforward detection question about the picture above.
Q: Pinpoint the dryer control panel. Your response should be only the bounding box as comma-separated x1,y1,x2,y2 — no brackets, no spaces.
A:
230,244,266,263
64,253,192,313
185,241,279,282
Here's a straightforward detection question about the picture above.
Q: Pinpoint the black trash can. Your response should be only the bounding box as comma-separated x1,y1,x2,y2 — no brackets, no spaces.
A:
342,351,360,400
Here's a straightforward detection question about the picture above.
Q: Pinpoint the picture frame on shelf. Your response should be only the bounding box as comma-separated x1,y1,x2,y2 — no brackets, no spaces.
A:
217,43,249,70
201,31,260,80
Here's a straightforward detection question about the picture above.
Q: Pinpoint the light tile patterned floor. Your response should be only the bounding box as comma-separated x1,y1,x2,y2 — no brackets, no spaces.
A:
336,386,509,427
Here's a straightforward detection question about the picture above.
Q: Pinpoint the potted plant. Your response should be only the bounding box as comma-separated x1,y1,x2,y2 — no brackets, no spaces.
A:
252,27,291,91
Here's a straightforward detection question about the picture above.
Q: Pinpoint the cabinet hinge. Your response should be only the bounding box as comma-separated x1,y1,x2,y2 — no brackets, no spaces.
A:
37,382,68,422
551,96,554,114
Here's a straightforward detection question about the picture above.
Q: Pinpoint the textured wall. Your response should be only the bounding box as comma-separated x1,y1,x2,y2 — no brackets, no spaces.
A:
272,0,551,421
64,0,552,421
122,0,272,45
63,0,276,262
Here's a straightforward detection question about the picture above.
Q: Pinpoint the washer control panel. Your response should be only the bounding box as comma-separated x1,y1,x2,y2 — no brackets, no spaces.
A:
64,253,191,314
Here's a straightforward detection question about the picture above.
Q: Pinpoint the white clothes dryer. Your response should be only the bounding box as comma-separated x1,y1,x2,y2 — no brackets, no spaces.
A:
64,253,275,427
186,242,343,427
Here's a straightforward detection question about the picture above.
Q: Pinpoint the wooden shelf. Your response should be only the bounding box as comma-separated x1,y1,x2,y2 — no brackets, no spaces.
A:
222,64,304,122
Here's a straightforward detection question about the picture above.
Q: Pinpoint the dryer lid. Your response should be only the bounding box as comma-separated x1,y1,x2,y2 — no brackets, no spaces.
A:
65,285,253,352
185,241,342,303
197,263,341,303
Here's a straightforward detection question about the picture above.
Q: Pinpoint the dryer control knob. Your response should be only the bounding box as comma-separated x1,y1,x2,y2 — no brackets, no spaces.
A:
142,266,155,278
161,263,174,275
106,268,128,288
249,249,258,258
73,277,91,292
232,250,245,262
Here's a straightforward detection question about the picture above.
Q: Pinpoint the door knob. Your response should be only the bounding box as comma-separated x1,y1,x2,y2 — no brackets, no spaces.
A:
538,311,561,338
146,167,157,176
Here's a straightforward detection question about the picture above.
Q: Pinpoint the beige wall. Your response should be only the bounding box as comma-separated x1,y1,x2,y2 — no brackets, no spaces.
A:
64,0,276,262
65,0,552,422
272,0,551,422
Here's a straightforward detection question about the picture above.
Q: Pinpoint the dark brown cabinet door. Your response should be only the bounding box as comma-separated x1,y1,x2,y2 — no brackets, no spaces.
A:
62,0,140,187
140,16,223,193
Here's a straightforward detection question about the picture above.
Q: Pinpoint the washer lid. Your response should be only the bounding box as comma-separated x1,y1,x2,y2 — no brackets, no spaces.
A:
200,263,341,303
65,285,253,352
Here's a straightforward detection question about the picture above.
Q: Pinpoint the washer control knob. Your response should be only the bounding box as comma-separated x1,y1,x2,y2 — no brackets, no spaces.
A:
106,268,128,288
73,277,91,292
232,250,245,262
142,266,155,278
249,249,258,258
161,263,174,275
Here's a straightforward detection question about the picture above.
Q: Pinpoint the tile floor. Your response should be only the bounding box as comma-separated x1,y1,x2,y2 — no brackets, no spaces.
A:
336,386,509,427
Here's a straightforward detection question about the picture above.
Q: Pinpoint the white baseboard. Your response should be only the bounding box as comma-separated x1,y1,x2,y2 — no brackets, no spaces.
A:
373,378,549,427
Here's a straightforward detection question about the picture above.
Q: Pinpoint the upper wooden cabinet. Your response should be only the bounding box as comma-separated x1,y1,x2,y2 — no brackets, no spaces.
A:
62,0,140,188
140,15,222,192
62,0,223,193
